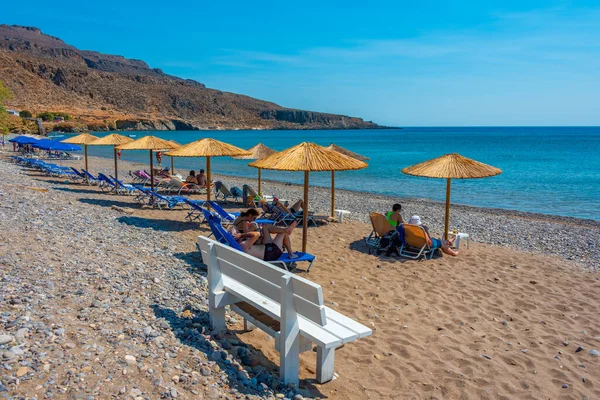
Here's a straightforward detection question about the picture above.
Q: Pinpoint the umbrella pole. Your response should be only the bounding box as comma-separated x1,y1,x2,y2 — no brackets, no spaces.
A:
84,144,89,183
150,150,154,193
302,171,309,253
331,171,335,218
258,168,262,197
444,178,451,241
113,146,118,184
171,156,174,175
206,156,211,205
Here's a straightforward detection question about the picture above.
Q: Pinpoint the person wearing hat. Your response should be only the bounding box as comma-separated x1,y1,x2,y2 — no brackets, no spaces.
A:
408,215,459,256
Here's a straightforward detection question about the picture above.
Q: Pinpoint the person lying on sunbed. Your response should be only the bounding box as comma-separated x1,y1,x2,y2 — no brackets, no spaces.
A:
408,215,459,256
267,198,314,216
232,210,299,260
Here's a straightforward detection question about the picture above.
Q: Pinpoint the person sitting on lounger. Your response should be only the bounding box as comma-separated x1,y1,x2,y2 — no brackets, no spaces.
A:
408,215,459,256
232,210,299,260
386,203,404,227
269,198,314,216
186,170,199,185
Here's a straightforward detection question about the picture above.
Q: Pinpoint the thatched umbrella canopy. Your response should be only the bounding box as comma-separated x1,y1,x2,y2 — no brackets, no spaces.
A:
233,143,277,196
326,144,370,218
116,136,179,192
61,133,99,175
402,153,502,240
88,134,133,183
250,142,368,252
165,138,251,203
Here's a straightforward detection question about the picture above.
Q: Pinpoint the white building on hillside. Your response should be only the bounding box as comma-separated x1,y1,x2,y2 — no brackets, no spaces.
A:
6,110,19,116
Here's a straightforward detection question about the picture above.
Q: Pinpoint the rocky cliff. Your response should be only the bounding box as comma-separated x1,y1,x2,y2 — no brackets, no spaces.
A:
0,25,382,131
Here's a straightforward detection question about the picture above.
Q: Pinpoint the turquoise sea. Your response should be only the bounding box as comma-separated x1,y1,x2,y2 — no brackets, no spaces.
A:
61,127,600,221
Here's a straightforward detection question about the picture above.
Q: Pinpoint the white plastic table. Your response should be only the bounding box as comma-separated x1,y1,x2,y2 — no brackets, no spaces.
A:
334,209,351,223
448,232,470,249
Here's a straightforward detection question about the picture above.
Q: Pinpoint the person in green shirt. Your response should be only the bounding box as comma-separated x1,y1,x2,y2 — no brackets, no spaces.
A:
386,203,404,227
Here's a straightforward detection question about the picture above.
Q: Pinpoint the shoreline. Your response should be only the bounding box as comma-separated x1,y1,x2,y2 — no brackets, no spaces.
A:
16,152,599,271
91,153,600,227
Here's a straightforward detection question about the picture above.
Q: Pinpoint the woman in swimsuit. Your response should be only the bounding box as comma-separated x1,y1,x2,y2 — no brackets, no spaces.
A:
232,210,299,261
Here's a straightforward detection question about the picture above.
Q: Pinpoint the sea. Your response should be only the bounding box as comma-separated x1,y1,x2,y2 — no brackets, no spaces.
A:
59,127,600,221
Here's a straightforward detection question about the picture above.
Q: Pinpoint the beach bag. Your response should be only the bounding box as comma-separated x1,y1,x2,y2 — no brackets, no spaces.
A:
377,230,400,256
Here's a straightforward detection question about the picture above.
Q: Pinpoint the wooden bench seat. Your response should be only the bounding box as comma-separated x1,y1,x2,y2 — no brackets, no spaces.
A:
198,235,372,386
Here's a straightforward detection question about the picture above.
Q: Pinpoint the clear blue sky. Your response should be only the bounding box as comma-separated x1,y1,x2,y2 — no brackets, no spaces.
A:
3,1,600,126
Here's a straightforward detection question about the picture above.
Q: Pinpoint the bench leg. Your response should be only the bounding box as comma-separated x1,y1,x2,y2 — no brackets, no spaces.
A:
209,305,226,331
280,334,300,386
244,318,256,331
316,346,335,383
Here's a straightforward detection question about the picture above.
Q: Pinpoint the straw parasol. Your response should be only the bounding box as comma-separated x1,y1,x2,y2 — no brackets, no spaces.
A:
88,134,133,183
250,142,368,252
61,133,99,174
165,138,251,203
402,153,502,240
116,136,179,192
326,144,369,218
233,143,277,196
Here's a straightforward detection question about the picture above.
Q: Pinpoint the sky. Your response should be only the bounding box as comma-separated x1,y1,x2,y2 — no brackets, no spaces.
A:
3,1,600,126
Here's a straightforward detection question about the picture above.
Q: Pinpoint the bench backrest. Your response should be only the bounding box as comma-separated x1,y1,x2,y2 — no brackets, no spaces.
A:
198,235,326,326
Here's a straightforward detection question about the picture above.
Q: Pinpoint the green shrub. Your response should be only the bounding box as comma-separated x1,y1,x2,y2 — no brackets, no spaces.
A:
20,110,32,118
37,111,54,121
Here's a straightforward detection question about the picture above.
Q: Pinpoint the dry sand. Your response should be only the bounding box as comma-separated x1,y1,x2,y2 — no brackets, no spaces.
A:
3,152,600,399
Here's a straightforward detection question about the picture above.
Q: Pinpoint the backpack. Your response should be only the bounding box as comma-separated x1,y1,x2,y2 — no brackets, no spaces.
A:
230,186,243,198
377,230,401,256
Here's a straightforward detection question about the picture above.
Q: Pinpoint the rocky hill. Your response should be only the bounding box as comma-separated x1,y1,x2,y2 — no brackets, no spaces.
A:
0,25,381,131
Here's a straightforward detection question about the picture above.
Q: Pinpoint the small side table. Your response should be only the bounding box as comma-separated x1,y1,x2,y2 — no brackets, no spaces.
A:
334,209,351,223
448,232,469,249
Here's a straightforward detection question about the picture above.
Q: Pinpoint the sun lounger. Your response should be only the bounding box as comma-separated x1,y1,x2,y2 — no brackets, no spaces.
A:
205,214,316,272
150,191,189,210
398,224,442,260
183,199,208,223
274,202,330,227
81,169,101,185
214,181,241,203
364,212,392,254
207,201,273,226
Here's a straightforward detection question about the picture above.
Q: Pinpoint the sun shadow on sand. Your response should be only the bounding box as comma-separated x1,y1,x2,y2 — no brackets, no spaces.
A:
348,238,426,262
174,251,202,269
54,186,105,195
116,215,199,233
151,304,325,398
79,197,140,209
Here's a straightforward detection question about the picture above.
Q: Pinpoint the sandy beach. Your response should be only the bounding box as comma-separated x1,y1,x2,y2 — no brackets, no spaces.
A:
1,152,599,399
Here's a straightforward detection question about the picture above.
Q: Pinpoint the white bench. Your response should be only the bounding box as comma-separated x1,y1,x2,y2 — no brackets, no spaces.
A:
197,236,372,386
